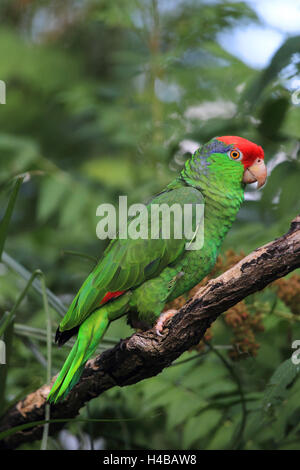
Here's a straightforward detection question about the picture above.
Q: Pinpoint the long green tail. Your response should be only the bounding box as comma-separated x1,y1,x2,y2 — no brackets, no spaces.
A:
48,307,109,403
48,293,131,403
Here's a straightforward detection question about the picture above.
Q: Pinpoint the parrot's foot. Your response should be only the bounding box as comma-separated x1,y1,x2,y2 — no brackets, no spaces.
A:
155,309,177,336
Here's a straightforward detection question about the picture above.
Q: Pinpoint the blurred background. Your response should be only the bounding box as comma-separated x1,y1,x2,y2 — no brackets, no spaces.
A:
1,0,300,450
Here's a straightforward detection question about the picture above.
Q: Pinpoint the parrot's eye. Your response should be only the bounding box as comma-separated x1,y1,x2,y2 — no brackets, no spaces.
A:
228,148,242,161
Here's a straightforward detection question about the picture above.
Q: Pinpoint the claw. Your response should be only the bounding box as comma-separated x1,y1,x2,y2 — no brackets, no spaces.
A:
155,309,177,336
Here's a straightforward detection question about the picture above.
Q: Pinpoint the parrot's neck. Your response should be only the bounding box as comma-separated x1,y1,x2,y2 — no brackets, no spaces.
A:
202,179,244,250
178,157,245,249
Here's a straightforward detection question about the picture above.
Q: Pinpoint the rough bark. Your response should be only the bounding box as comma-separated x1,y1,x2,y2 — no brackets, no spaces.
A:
1,215,300,449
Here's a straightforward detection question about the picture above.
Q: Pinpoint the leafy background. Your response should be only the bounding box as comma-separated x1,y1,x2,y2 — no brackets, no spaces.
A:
0,0,300,450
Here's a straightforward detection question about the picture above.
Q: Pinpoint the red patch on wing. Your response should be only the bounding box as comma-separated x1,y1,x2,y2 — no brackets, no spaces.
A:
216,135,264,168
100,291,125,305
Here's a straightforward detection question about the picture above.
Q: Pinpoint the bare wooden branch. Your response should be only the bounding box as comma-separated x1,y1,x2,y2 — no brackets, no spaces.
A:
1,214,300,449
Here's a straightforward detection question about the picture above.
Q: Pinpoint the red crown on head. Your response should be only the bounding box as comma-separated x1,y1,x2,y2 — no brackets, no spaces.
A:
216,136,264,168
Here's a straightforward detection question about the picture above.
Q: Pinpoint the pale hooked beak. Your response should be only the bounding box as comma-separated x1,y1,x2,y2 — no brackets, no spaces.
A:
243,158,267,189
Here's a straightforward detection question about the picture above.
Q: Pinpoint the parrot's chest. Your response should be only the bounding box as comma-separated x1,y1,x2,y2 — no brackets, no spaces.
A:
166,193,244,300
166,240,218,301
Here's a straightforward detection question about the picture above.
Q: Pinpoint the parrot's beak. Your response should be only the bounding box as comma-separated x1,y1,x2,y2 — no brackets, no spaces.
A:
243,158,267,189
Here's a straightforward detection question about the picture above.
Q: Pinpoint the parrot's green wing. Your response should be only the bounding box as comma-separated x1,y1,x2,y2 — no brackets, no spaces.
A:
59,185,204,331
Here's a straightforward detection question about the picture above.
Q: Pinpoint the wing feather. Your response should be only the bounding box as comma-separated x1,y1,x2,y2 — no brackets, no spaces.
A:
59,186,204,331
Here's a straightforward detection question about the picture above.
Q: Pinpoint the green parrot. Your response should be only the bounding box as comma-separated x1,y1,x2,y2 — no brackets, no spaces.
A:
48,135,267,403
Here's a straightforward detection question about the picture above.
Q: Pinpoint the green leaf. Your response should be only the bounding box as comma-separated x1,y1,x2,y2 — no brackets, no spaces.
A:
0,176,23,259
37,175,68,222
258,96,290,140
0,134,39,182
183,409,222,448
82,157,134,190
245,35,300,107
166,391,207,430
59,189,89,228
263,359,300,411
244,410,263,440
207,414,240,450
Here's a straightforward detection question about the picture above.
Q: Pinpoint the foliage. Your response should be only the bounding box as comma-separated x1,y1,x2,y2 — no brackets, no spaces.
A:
0,0,300,450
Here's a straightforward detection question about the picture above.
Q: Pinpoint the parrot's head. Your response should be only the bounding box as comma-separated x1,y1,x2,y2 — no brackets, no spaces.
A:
215,135,267,189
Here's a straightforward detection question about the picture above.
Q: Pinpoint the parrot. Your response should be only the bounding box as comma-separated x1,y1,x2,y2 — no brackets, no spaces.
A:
48,135,267,403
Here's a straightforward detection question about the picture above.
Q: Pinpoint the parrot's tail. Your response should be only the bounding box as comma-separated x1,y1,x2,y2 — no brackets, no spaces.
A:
48,306,110,404
48,292,131,404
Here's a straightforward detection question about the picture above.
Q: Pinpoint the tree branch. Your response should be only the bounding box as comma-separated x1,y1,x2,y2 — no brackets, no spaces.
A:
1,215,300,449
